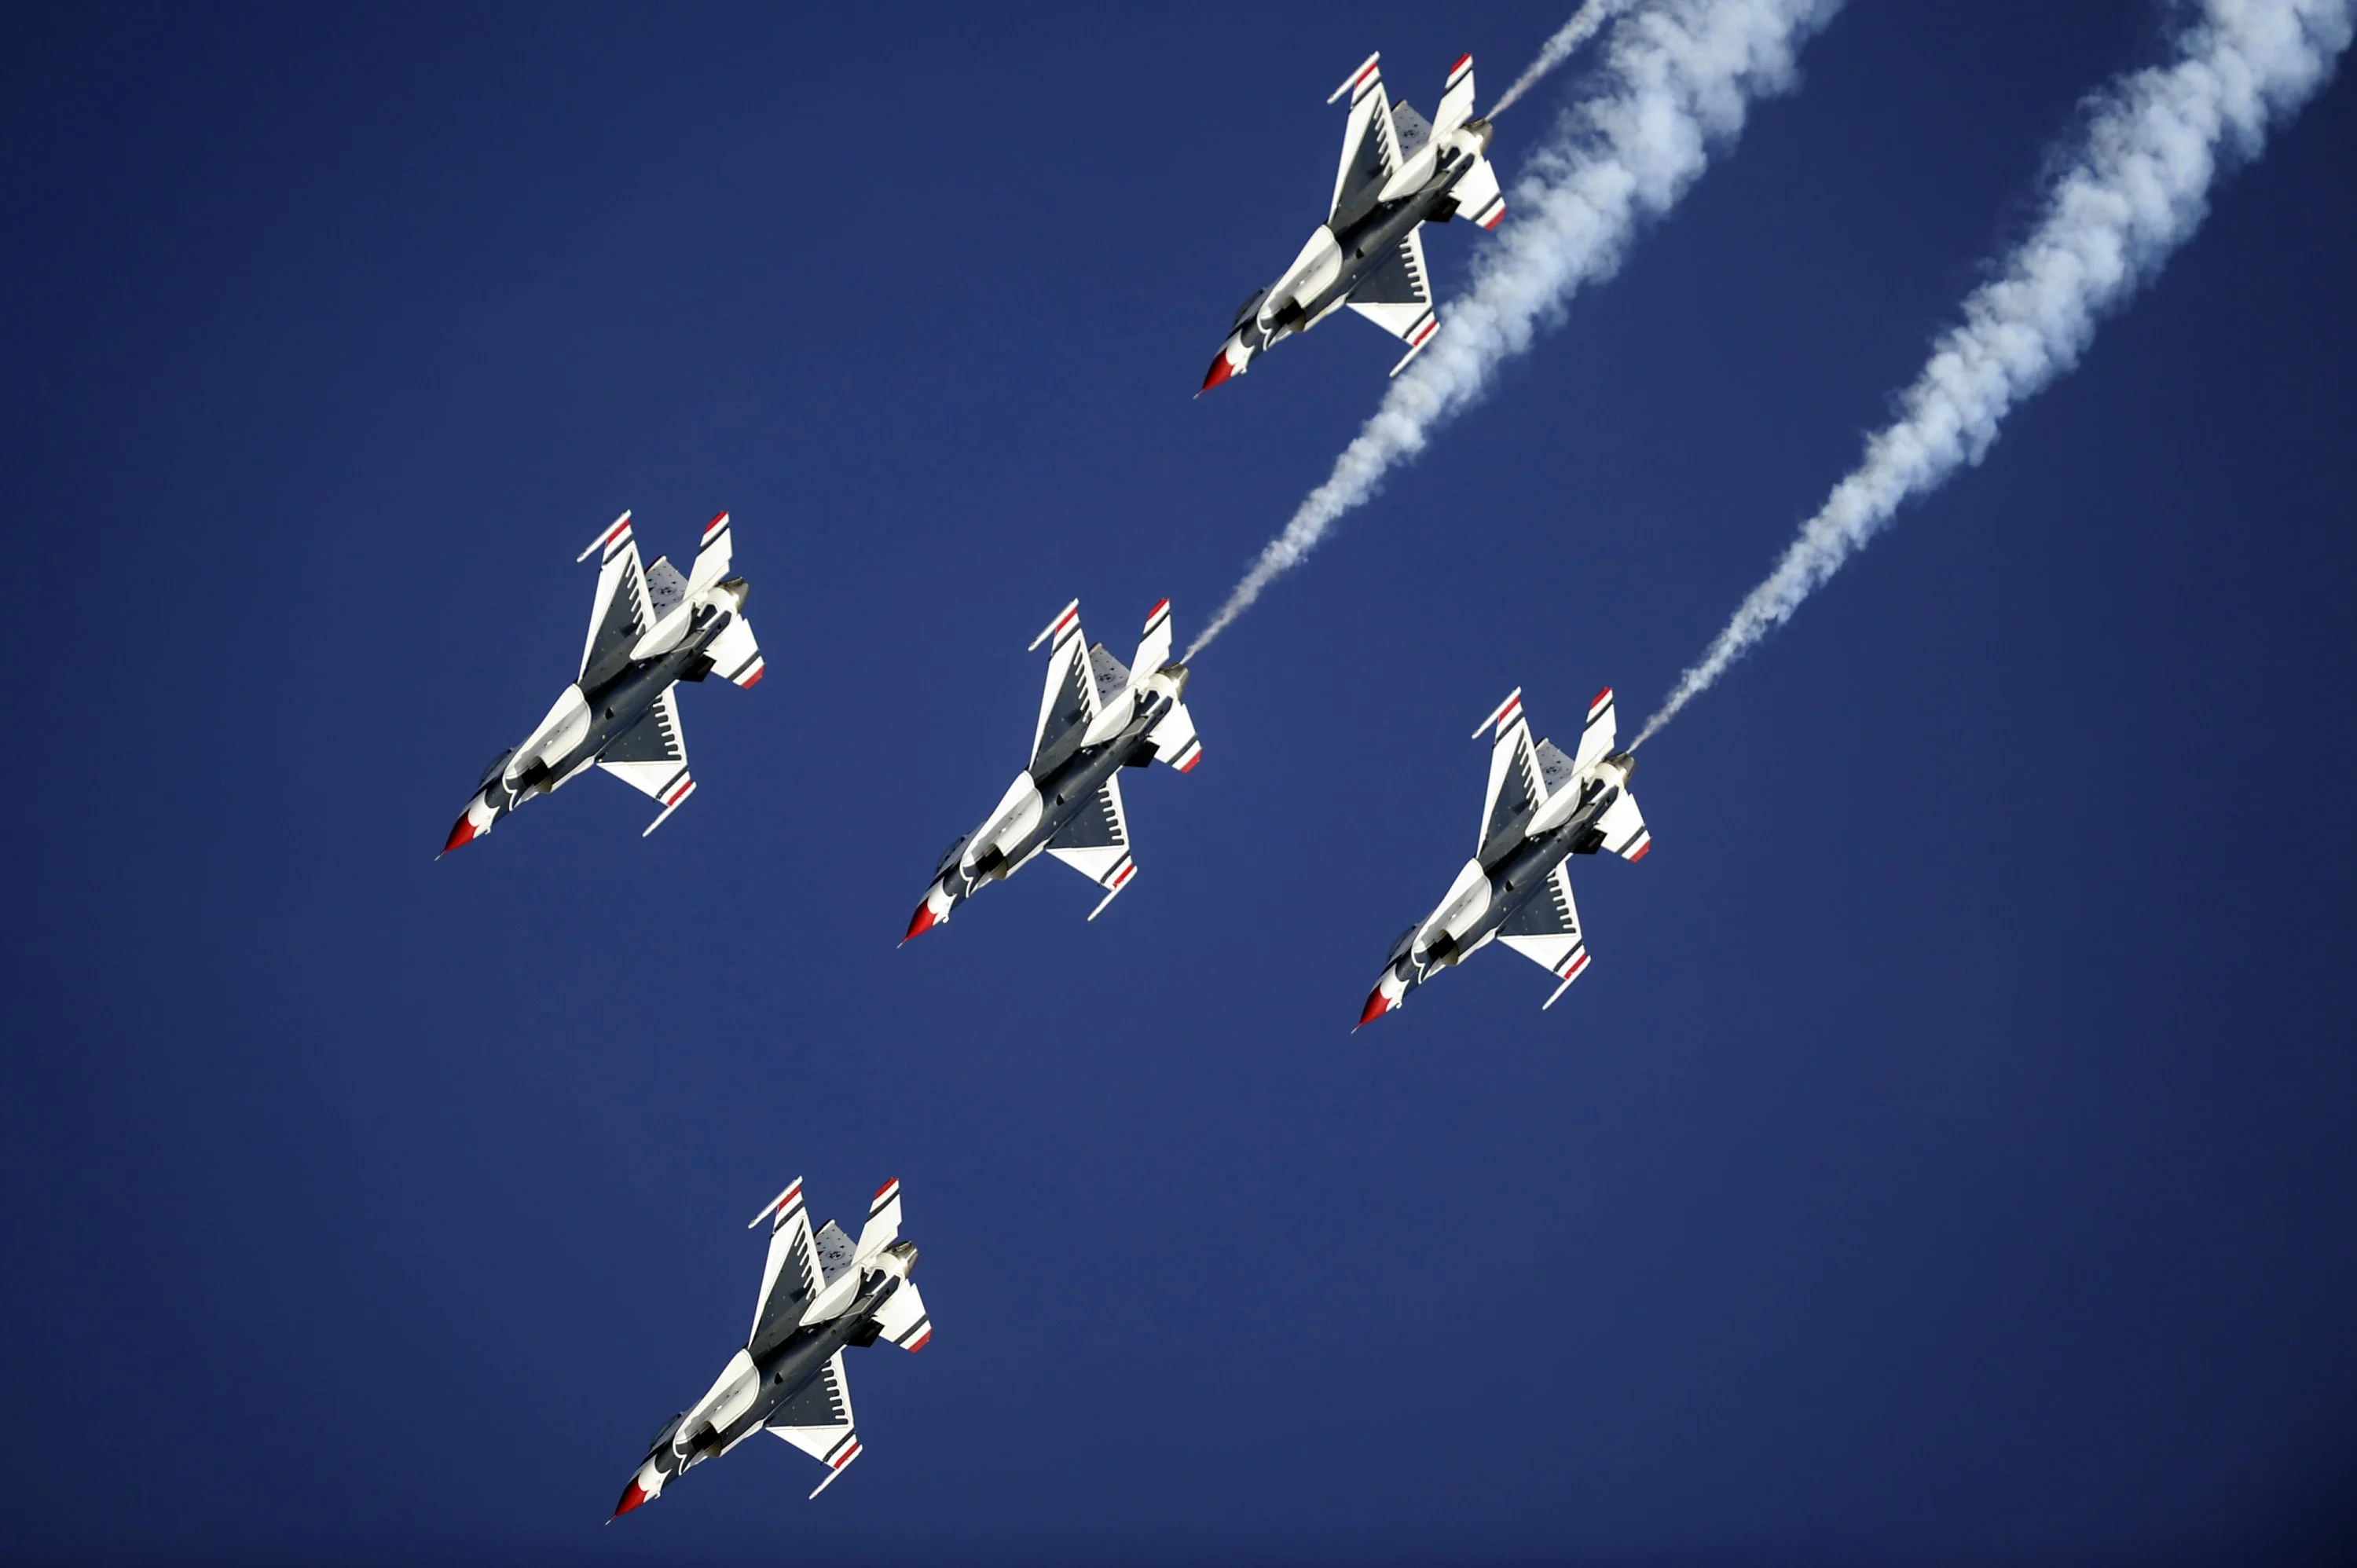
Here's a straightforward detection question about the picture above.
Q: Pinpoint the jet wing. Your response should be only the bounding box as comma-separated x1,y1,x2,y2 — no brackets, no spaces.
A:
767,1350,863,1498
1329,54,1406,230
1497,859,1592,1007
598,687,695,836
1475,691,1545,865
1047,775,1136,919
750,1180,823,1361
1346,227,1438,376
1028,601,1099,777
577,512,655,686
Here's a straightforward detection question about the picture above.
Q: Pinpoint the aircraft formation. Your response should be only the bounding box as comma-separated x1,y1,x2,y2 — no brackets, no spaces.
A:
444,52,1653,1518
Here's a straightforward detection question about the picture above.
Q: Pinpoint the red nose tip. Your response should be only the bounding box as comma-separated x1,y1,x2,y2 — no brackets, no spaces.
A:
442,814,478,853
1200,352,1236,393
611,1479,648,1519
1358,987,1391,1028
904,901,937,942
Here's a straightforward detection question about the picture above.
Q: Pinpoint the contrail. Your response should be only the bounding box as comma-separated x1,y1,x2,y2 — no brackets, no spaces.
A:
1491,0,1633,118
1633,0,2355,749
1187,0,1839,660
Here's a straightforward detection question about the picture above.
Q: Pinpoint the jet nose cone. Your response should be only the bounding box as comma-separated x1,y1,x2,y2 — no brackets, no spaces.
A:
610,1479,649,1519
1358,987,1391,1028
904,901,937,943
442,813,478,854
1200,351,1237,394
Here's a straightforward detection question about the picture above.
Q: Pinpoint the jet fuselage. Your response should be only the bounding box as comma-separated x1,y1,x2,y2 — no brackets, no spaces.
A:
1379,756,1631,1006
925,673,1184,924
453,588,745,844
633,1268,907,1500
1216,119,1494,376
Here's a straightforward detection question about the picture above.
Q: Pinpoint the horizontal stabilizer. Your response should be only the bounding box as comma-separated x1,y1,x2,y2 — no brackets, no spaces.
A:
1451,154,1505,230
1593,789,1650,863
704,613,764,689
871,1279,932,1353
1147,700,1201,772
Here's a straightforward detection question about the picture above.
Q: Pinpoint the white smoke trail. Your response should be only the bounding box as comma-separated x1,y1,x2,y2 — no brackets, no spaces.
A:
1188,0,1839,660
1491,0,1633,118
1633,0,2354,749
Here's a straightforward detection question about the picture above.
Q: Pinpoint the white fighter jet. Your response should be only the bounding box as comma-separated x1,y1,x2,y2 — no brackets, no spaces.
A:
1202,51,1506,390
442,511,764,852
1362,687,1651,1024
612,1176,930,1519
905,599,1202,938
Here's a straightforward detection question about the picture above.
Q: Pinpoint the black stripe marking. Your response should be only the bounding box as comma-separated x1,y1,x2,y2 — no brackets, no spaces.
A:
895,1315,930,1346
822,1429,856,1463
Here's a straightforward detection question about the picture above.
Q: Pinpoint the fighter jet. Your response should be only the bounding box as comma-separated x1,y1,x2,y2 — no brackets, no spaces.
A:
442,511,764,852
1361,687,1651,1024
1202,51,1506,391
612,1175,931,1519
905,599,1202,938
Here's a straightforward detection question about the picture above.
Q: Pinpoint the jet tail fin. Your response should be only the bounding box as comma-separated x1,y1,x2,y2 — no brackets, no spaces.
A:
1571,687,1618,770
1433,54,1477,134
686,511,734,592
1131,599,1174,680
852,1179,903,1267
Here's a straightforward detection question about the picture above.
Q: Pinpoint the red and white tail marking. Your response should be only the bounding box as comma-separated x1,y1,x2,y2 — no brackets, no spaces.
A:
1087,856,1138,921
641,774,696,837
1329,51,1382,105
807,1438,863,1499
749,1178,805,1230
1170,737,1203,773
577,510,634,563
1447,53,1473,88
1543,948,1593,1010
1474,687,1525,738
1029,599,1082,652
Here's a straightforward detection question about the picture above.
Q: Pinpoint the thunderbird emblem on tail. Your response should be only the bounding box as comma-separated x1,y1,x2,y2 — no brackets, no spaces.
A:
611,1176,929,1519
1362,687,1651,1025
442,511,764,853
1203,51,1506,391
905,599,1202,940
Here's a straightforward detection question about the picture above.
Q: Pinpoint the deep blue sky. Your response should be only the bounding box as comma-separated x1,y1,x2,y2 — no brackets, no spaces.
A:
5,3,2355,1563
